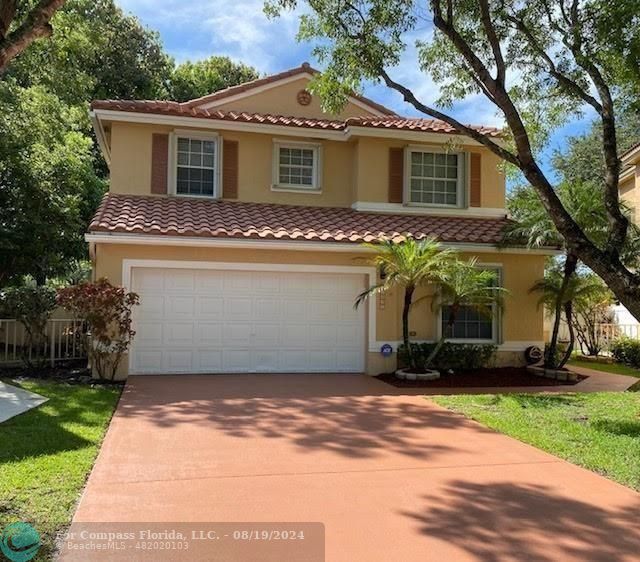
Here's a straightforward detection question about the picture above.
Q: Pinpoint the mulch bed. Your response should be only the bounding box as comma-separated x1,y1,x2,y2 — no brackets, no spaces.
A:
376,366,587,388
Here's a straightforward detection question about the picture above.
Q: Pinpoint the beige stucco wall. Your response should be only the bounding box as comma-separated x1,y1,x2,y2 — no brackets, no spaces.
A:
108,121,505,210
620,170,639,223
212,77,375,120
94,243,545,378
353,136,505,207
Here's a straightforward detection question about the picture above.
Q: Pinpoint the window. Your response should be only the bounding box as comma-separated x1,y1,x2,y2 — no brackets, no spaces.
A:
440,268,500,342
175,136,218,197
442,305,494,340
407,150,463,207
273,142,321,190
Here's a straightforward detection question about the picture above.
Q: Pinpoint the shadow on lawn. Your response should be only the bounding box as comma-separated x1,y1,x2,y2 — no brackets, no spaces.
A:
115,374,491,460
403,480,640,562
591,419,640,438
0,382,117,464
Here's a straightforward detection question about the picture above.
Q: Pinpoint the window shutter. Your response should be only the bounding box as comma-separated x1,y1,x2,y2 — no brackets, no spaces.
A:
150,134,169,194
222,139,239,199
388,147,404,203
469,152,482,207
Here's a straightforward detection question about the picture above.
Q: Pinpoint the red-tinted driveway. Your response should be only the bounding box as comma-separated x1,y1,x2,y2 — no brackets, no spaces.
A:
73,374,640,561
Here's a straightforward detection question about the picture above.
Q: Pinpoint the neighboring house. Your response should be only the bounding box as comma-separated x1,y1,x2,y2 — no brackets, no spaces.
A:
620,141,640,224
87,62,553,378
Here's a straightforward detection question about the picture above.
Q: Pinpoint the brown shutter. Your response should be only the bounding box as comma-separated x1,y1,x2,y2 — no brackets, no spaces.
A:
150,134,169,194
469,152,482,207
222,139,239,199
388,147,404,203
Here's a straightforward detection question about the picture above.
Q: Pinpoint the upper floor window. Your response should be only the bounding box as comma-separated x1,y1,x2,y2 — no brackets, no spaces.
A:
173,134,219,197
272,141,321,191
406,149,464,207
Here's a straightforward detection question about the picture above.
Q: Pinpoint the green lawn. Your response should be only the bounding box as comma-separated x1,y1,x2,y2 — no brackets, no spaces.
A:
433,392,640,491
0,379,121,560
568,358,640,378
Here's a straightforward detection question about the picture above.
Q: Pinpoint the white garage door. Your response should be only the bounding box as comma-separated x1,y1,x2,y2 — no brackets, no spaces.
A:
130,267,367,374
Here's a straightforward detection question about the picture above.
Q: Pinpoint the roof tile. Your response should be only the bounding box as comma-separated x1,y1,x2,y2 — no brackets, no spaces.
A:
89,194,512,246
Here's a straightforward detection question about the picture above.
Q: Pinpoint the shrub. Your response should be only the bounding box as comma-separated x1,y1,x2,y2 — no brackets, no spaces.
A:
611,337,640,368
57,278,139,380
0,281,57,368
398,342,497,371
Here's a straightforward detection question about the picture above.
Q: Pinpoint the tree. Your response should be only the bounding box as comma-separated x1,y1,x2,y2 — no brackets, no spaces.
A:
0,81,106,286
6,0,173,104
428,259,505,367
531,266,613,364
57,278,140,380
354,237,457,371
572,277,615,356
170,56,260,102
0,0,66,73
265,0,640,318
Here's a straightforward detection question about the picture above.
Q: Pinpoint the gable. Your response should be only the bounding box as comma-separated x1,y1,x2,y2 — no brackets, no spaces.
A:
191,72,391,120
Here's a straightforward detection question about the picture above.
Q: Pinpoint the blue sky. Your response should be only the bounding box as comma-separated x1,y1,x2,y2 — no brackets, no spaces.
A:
115,0,591,178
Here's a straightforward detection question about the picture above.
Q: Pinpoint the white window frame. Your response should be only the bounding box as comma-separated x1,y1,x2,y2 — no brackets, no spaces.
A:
272,139,322,193
436,265,502,344
404,146,467,209
168,130,221,199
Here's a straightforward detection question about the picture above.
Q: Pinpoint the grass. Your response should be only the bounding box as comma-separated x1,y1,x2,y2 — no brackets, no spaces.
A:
568,358,640,378
433,392,640,491
0,379,121,560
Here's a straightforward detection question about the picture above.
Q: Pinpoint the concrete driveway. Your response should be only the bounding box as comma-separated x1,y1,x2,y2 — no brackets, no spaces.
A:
73,374,640,561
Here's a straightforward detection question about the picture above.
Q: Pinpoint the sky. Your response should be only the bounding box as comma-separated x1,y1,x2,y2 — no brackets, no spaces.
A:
115,0,591,178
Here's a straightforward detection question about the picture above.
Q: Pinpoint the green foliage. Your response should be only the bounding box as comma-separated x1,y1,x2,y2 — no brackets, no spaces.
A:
398,342,497,371
0,81,106,285
0,280,57,368
57,278,140,380
6,0,174,104
170,56,260,102
611,337,640,368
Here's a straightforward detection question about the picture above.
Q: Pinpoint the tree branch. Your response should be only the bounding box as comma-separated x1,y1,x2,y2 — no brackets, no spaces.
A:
478,0,505,86
0,0,17,40
0,0,66,73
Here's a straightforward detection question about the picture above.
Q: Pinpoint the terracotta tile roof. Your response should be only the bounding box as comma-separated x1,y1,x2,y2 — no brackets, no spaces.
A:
89,193,512,246
180,62,398,116
349,117,502,137
90,99,502,137
90,99,347,131
621,140,640,161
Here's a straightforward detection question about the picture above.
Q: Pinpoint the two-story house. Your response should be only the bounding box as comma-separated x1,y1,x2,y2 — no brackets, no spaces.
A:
620,142,640,224
87,63,552,378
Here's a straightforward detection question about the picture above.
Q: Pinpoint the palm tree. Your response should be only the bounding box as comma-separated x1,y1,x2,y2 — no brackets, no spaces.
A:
354,237,457,371
531,266,613,367
505,181,640,368
426,259,507,368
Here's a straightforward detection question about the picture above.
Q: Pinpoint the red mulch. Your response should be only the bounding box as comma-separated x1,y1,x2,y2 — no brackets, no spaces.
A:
376,367,587,388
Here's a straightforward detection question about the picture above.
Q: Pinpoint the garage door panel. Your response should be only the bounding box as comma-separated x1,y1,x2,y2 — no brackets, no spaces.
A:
223,323,252,345
194,270,224,292
164,350,193,372
223,349,252,371
165,296,195,318
164,322,194,346
223,271,252,292
194,323,222,346
196,296,224,318
254,299,281,320
165,270,195,293
135,322,163,346
131,267,366,374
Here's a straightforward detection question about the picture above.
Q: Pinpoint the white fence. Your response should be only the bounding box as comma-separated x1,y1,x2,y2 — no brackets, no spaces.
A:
0,318,87,367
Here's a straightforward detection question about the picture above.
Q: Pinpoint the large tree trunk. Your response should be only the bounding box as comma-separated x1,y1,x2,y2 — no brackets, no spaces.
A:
0,0,66,74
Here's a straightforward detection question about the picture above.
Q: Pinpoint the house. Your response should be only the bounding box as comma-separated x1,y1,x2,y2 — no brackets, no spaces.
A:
620,142,640,224
87,63,553,378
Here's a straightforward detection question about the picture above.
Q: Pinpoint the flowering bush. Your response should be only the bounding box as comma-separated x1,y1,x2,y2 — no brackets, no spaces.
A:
0,281,57,368
57,278,139,380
